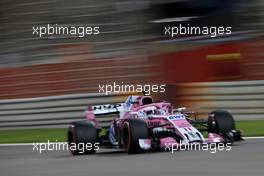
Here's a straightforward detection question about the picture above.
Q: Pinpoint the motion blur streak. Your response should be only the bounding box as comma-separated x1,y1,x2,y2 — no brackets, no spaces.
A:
0,0,263,106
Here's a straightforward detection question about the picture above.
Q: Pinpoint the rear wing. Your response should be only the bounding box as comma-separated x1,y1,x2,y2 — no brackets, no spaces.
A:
87,104,123,115
85,103,123,127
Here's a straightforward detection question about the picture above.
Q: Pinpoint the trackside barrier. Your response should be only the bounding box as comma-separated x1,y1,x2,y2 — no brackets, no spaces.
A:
178,80,264,120
0,93,130,129
1,80,263,130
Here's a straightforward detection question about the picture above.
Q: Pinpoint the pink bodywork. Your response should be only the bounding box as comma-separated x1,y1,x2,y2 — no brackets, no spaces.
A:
85,105,100,128
207,133,225,143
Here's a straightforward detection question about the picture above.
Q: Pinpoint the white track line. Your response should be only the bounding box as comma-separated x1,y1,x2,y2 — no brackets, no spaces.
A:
243,136,264,139
0,137,264,146
0,143,33,146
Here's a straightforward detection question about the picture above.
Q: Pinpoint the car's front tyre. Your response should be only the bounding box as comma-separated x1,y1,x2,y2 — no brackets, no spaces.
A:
207,110,242,142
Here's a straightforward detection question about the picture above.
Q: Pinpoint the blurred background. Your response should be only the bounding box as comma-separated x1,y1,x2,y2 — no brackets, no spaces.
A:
0,0,263,129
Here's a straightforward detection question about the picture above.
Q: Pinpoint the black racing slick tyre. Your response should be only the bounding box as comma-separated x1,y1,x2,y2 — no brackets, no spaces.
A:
68,120,98,155
208,110,235,134
122,118,150,154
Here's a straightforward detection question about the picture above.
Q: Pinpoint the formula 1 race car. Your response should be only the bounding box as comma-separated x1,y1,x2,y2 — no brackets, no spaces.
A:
67,95,242,155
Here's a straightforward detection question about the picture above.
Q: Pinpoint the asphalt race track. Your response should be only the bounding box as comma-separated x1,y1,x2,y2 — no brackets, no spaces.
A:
0,139,263,176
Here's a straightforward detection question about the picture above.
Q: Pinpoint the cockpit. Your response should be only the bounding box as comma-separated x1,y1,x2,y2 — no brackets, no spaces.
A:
141,106,166,117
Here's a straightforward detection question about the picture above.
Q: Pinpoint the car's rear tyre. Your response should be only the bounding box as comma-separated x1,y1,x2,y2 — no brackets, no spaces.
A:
68,120,97,155
208,110,235,134
122,118,150,154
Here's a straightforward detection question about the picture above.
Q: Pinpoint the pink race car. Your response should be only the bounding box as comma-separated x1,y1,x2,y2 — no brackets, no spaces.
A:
68,95,242,155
